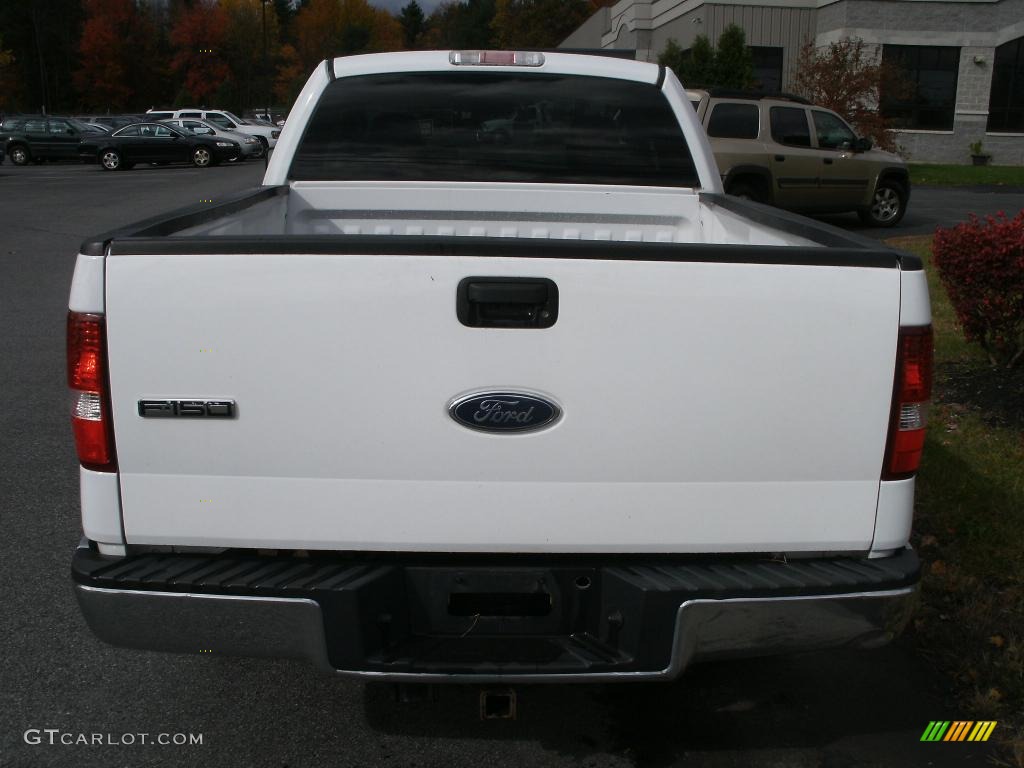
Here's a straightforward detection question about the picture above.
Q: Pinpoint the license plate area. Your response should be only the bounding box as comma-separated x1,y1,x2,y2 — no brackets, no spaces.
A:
448,591,552,617
406,567,591,636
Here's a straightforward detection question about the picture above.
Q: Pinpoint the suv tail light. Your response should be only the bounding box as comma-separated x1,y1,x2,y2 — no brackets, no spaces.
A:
67,312,116,471
883,325,933,480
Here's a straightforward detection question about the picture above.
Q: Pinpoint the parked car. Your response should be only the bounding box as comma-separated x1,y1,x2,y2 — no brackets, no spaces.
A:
1,116,110,165
688,89,910,227
76,114,147,131
160,117,263,159
146,108,280,150
245,109,287,127
78,121,240,170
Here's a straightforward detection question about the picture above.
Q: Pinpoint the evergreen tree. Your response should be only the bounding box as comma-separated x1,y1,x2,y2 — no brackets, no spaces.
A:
658,35,714,88
683,34,715,87
399,1,425,48
658,27,751,89
713,24,754,89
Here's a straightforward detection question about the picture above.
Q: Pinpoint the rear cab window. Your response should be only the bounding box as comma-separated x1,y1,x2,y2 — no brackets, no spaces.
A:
706,102,760,139
769,107,812,148
289,72,699,187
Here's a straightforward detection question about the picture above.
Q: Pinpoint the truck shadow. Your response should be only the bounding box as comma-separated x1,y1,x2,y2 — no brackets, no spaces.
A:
361,641,993,767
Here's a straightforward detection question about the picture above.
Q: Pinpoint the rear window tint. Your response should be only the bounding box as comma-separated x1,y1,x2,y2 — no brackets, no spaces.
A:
707,103,759,139
290,72,698,187
770,106,811,147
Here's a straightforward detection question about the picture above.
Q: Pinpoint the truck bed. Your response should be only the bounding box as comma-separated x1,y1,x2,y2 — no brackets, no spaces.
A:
81,182,917,257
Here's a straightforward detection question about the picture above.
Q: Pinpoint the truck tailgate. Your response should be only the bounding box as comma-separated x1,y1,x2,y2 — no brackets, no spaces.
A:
105,248,899,553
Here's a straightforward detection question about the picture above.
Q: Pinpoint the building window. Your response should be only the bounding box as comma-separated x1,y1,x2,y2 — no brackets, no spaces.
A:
750,47,783,93
881,45,960,130
988,37,1024,132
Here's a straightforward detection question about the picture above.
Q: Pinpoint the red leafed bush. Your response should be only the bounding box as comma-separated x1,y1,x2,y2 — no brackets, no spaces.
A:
933,211,1024,368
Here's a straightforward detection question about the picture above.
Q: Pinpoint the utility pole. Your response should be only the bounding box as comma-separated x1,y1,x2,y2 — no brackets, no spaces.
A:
262,0,269,121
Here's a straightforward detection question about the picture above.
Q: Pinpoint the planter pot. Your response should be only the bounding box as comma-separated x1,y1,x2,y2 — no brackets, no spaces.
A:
971,154,992,166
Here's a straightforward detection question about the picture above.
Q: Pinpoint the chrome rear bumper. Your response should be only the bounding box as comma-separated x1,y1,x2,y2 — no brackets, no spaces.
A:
73,544,918,683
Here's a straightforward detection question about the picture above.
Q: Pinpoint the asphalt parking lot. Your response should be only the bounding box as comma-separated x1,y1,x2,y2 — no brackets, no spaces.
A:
1,161,1017,768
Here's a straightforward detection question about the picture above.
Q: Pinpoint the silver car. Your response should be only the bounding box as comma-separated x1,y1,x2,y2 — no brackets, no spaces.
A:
160,118,264,160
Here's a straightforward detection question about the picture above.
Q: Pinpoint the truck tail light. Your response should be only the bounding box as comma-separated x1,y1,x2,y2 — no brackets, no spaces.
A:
67,312,116,471
882,325,933,480
449,50,545,67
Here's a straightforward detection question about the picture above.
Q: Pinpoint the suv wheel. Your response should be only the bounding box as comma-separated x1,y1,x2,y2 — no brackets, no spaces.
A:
9,144,30,165
859,180,907,227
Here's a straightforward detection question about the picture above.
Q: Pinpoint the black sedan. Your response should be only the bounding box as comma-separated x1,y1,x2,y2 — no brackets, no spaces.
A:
78,122,239,170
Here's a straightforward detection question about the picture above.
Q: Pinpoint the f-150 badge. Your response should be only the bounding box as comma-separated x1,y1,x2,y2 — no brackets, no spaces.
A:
138,400,236,418
448,391,560,433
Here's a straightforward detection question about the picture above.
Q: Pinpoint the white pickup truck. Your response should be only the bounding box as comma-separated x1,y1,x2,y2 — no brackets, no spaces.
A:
69,51,931,683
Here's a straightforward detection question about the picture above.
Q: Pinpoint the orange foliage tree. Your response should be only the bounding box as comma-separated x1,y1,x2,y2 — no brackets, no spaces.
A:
170,0,231,104
286,0,402,93
491,0,591,48
75,0,161,110
792,38,908,153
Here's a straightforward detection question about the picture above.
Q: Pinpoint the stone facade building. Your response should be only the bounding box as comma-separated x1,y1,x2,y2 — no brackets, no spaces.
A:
560,0,1024,164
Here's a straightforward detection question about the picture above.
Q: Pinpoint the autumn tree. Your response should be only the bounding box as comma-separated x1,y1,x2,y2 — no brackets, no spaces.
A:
274,43,305,104
284,0,402,96
491,0,590,48
170,0,231,104
399,1,425,49
293,0,343,72
422,0,495,49
74,0,163,111
792,38,907,152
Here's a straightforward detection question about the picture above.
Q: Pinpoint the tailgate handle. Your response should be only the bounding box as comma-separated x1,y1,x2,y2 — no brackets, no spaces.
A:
457,277,558,328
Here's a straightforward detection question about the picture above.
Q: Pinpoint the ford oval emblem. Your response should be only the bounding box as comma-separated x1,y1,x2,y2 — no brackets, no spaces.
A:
449,391,561,433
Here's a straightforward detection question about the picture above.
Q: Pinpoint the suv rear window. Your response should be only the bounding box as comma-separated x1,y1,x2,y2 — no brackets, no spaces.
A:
290,72,698,187
770,107,811,147
707,103,759,139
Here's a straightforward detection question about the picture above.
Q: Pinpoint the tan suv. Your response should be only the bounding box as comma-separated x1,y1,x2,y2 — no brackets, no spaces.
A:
688,90,910,227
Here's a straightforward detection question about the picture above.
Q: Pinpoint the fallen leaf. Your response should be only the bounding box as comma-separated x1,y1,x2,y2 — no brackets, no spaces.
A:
986,687,1003,701
920,534,939,548
989,635,1006,648
931,560,948,575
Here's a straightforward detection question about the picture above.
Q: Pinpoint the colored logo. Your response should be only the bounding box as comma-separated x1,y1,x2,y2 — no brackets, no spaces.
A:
920,721,997,742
